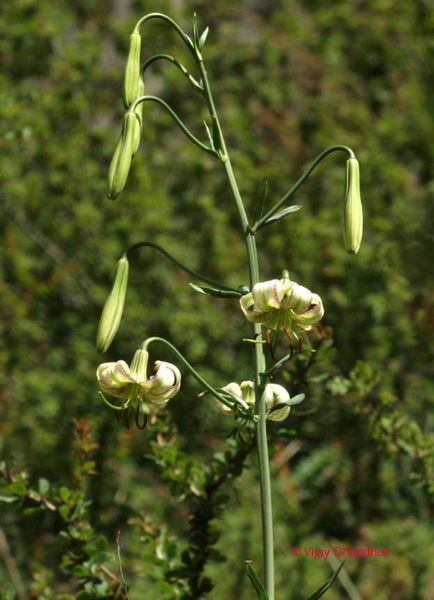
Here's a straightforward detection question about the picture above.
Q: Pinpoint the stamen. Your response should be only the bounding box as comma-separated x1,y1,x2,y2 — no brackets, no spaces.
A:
134,405,148,429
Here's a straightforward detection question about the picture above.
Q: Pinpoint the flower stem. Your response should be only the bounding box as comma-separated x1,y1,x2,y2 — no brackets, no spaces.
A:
197,54,275,599
142,336,235,412
135,13,195,55
254,144,355,231
126,240,239,292
131,95,217,156
141,54,203,91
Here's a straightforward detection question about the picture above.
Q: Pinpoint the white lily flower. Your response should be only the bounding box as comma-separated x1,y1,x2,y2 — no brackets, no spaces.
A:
216,381,294,422
240,275,324,340
97,348,181,412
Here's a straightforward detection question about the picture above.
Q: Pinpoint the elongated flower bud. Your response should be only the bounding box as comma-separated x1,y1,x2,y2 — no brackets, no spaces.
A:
96,256,129,352
130,348,149,379
343,157,363,254
107,111,137,200
123,32,142,108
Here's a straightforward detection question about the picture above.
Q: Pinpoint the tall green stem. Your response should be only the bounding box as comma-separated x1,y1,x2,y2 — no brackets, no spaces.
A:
197,55,275,599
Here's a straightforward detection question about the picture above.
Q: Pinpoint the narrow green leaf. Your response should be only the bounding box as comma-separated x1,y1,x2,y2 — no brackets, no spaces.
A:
199,27,209,50
258,204,301,229
266,394,306,414
192,13,199,47
245,562,269,600
189,282,242,298
268,402,288,414
203,121,214,149
260,352,293,376
305,559,345,600
212,116,222,153
287,393,306,406
216,388,249,410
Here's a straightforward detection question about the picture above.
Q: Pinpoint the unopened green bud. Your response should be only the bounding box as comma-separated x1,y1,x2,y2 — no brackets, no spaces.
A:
123,32,142,108
96,255,129,352
343,157,363,254
107,111,137,200
130,348,149,379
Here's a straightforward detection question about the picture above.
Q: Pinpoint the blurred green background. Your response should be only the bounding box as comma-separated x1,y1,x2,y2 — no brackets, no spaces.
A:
0,0,433,598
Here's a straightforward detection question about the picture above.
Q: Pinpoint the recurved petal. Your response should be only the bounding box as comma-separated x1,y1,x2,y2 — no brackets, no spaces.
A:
287,283,313,312
263,383,290,409
264,383,291,421
96,360,135,396
213,398,234,414
295,293,324,325
267,405,290,421
222,382,242,398
252,279,284,310
240,380,255,406
240,292,267,322
216,382,242,414
214,381,242,415
143,360,181,404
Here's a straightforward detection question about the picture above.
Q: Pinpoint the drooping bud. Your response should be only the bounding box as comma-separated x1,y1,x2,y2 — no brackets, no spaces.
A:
96,255,129,352
343,157,363,254
107,111,137,200
123,31,142,108
129,348,149,380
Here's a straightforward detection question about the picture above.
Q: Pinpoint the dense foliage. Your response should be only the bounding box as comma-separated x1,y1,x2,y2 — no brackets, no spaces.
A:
0,0,433,598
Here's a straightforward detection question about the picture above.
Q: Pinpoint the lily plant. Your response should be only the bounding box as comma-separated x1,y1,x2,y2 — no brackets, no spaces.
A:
96,12,363,600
